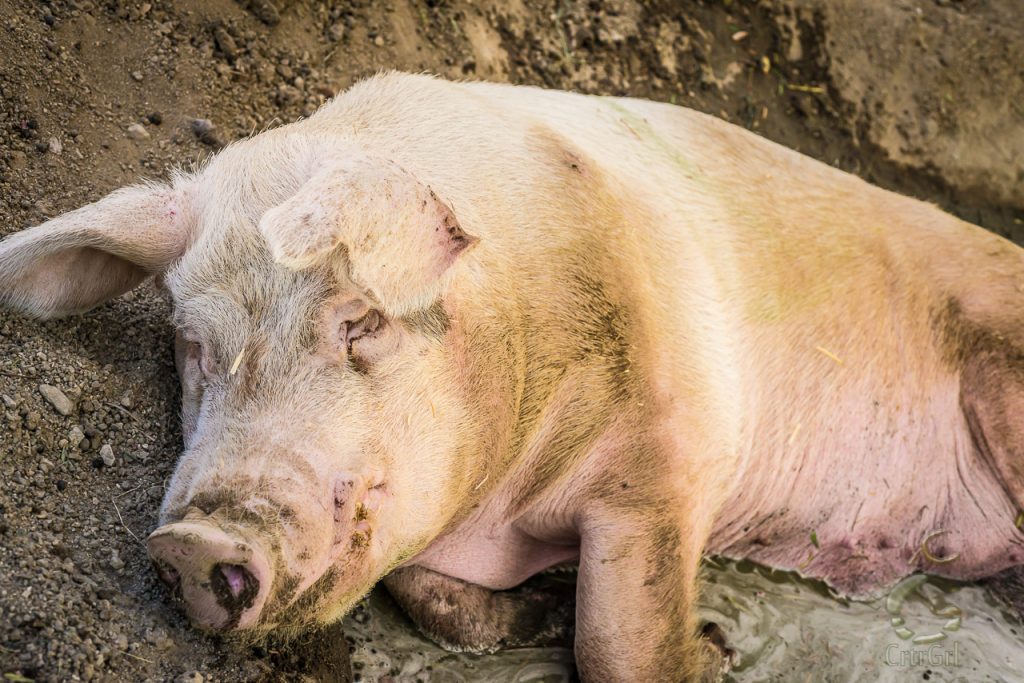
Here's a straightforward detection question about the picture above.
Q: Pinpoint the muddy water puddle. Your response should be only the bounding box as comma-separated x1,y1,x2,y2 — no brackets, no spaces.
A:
344,560,1024,682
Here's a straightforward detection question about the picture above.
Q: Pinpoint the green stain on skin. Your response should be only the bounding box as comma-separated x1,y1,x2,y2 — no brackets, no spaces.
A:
605,100,702,179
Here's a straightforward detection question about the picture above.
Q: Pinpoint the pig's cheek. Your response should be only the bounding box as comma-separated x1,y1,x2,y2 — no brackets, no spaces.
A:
180,399,198,446
157,461,195,523
178,384,205,448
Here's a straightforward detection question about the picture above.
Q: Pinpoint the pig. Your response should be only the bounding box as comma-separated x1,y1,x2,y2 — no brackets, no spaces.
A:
1,72,1023,682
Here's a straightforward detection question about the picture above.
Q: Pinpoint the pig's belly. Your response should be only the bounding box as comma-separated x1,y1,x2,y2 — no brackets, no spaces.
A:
409,515,580,591
706,376,1024,598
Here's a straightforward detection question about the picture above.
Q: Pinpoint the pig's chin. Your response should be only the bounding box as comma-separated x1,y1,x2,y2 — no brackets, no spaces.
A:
225,565,379,645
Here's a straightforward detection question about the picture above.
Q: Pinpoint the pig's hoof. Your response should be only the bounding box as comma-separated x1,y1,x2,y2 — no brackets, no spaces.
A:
698,622,736,683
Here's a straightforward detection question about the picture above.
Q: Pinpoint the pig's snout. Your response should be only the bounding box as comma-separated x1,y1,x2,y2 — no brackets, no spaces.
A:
147,521,274,631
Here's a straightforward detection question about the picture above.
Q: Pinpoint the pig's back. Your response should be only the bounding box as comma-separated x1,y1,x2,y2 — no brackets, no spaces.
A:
429,76,1024,594
556,84,1024,594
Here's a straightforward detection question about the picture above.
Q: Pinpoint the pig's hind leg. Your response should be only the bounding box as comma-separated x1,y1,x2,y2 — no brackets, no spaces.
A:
382,565,575,654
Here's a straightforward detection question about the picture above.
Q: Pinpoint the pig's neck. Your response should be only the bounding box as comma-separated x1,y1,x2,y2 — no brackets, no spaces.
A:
408,362,636,589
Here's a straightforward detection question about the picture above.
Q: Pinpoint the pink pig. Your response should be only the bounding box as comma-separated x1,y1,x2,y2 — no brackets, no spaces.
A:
2,73,1024,681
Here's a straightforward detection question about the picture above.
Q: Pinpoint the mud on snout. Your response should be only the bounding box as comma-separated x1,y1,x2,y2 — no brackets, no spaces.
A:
147,473,382,638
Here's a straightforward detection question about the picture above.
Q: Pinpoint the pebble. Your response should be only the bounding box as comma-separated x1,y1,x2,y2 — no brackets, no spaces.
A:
146,111,163,125
48,137,62,154
127,123,150,140
39,384,74,416
1,394,16,409
213,26,237,60
68,425,85,446
275,84,302,106
108,549,125,571
99,444,115,467
175,673,204,683
247,0,280,26
131,70,144,81
190,118,223,148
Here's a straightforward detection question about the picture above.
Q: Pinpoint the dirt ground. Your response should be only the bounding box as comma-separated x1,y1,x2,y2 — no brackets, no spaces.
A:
0,0,1021,681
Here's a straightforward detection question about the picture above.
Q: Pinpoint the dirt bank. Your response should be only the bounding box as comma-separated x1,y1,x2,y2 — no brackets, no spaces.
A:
1,1,1021,681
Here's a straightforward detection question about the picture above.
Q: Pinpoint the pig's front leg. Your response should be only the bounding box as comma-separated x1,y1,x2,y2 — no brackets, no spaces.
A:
382,565,575,653
574,509,727,682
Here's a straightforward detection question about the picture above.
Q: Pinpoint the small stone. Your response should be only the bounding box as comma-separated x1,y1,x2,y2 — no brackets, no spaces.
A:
56,479,67,491
99,444,115,467
68,425,85,446
47,137,62,154
175,673,204,683
147,111,163,125
131,70,144,82
190,118,223,148
328,22,345,41
275,84,302,106
39,384,74,415
1,394,16,409
213,25,237,60
127,123,150,140
373,34,385,47
145,628,174,651
109,549,125,571
247,0,280,26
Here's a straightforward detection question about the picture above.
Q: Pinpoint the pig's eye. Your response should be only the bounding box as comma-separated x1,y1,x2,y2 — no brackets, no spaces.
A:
344,309,384,352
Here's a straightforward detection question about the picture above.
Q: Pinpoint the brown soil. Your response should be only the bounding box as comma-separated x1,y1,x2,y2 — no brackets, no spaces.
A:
0,1,1021,681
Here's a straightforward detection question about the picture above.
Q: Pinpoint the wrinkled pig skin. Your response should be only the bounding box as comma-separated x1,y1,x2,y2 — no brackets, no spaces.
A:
2,73,1024,681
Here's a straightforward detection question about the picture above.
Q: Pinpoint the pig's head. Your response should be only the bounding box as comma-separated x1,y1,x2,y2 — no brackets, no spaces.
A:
0,133,492,636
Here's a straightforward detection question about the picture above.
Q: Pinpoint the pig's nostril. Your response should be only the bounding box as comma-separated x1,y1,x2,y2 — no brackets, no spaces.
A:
210,562,259,614
153,560,181,590
219,563,247,598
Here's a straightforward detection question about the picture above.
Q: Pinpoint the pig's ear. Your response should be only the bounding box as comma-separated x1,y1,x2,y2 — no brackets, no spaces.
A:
258,155,478,317
0,184,191,319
